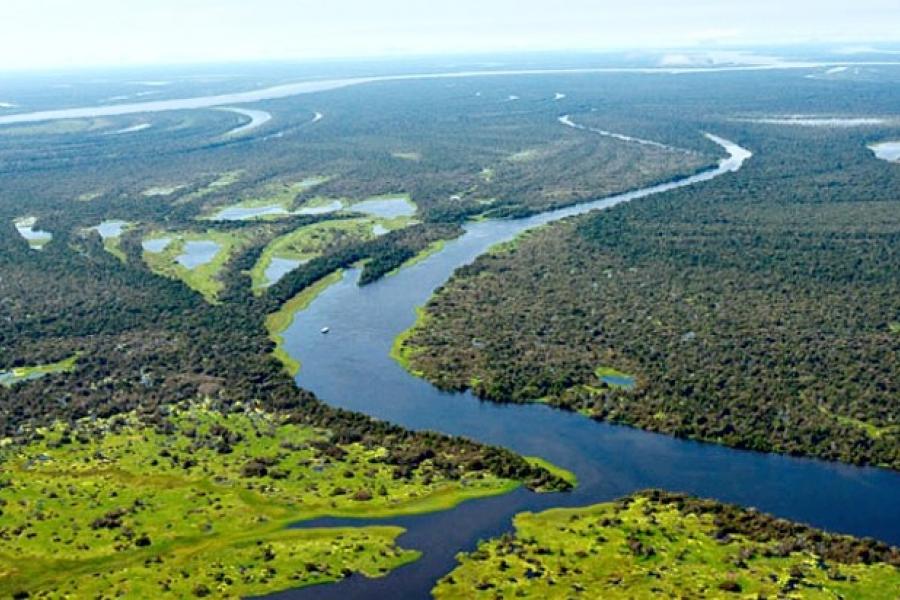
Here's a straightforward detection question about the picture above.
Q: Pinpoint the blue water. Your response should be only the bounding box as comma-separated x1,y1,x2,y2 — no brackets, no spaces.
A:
260,137,900,599
263,257,304,288
211,204,290,221
142,237,172,253
175,240,220,269
92,220,128,239
600,374,636,389
350,197,416,218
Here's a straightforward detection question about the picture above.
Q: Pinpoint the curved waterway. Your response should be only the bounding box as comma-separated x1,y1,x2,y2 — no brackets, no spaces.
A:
265,136,900,599
5,61,900,127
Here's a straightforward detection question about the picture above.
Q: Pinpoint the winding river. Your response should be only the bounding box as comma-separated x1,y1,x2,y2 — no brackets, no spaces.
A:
260,134,900,599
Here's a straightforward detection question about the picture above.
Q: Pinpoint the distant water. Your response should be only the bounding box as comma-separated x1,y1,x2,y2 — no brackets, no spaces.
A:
262,257,304,288
351,197,416,218
176,240,220,269
142,237,172,253
870,141,900,162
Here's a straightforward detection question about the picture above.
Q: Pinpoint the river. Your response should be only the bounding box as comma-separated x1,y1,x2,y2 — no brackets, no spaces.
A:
259,134,900,599
5,60,899,127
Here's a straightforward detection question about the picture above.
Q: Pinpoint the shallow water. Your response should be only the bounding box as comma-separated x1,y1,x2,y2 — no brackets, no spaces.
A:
176,240,220,269
92,220,128,239
870,141,900,162
211,204,290,220
262,257,304,288
142,237,172,253
295,200,344,216
14,218,52,249
350,197,415,218
218,107,273,136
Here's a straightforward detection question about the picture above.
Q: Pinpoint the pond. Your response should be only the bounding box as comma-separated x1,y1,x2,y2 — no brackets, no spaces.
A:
870,141,900,162
350,196,416,218
176,240,221,269
142,237,173,253
92,220,128,239
14,217,52,249
262,257,305,288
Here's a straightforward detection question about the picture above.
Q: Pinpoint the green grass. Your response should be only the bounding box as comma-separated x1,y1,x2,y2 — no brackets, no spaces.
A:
201,177,330,219
890,322,900,334
524,457,578,488
0,403,522,599
266,271,345,375
0,354,79,387
817,406,899,440
434,495,900,599
143,230,249,303
251,217,409,291
390,307,430,377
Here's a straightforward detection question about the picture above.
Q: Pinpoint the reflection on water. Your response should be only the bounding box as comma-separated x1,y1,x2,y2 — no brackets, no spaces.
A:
176,240,221,269
350,197,416,218
142,237,172,253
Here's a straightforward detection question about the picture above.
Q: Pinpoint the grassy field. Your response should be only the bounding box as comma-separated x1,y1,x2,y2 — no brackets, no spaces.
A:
390,306,431,377
0,402,523,598
251,216,409,291
0,354,79,387
434,493,900,599
200,177,330,219
266,271,346,375
143,230,250,302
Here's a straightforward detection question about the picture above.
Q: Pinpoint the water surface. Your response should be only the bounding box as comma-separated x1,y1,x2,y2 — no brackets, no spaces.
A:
350,197,416,218
92,220,128,239
176,240,221,269
264,136,900,599
262,257,304,288
142,237,172,253
870,141,900,162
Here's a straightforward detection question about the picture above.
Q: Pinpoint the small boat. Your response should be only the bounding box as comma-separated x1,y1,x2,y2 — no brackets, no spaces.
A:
320,327,330,334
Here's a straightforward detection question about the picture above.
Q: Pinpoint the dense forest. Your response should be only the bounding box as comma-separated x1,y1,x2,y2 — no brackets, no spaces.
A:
435,490,900,598
2,63,899,595
400,120,900,468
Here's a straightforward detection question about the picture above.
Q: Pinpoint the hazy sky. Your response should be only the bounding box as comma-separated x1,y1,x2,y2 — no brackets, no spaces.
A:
1,0,899,70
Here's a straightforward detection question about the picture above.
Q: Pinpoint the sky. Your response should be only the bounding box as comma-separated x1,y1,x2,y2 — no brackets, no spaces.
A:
1,0,899,71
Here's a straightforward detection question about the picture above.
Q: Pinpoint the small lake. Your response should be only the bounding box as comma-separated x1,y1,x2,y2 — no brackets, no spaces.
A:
350,196,416,218
176,240,221,269
372,224,389,236
262,257,304,288
212,204,291,220
14,217,52,249
92,220,128,239
870,141,900,162
599,374,636,389
142,237,172,253
211,199,344,221
295,200,344,216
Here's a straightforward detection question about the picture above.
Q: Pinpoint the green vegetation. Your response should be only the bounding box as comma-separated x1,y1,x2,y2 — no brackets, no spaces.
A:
391,307,430,377
399,125,900,469
250,216,410,291
0,354,79,387
0,403,525,598
435,491,900,599
143,230,250,302
201,177,330,220
266,271,345,375
523,456,578,488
